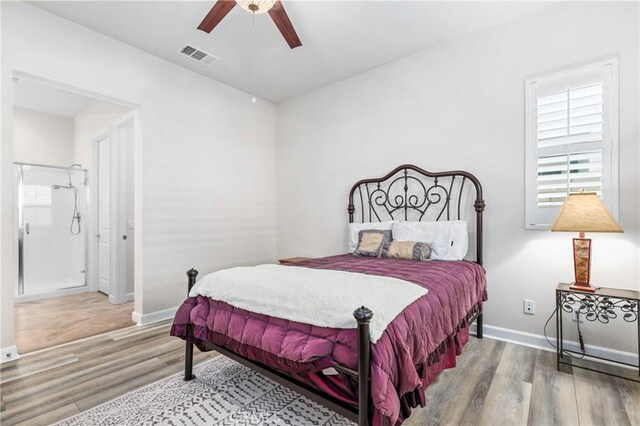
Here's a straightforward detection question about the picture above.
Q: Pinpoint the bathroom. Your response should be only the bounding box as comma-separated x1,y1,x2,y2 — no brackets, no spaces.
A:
12,76,136,353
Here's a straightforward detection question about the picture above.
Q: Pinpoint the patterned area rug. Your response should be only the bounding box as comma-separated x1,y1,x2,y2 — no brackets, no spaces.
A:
55,356,355,425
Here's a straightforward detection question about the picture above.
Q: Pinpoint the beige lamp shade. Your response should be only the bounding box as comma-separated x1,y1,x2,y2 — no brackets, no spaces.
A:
551,192,623,233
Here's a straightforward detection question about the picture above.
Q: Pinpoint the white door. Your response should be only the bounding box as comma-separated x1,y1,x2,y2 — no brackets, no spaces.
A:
98,136,110,295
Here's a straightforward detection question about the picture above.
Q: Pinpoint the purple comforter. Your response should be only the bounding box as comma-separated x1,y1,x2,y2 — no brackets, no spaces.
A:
171,254,487,425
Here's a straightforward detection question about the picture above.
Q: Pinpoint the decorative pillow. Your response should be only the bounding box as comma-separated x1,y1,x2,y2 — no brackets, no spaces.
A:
382,241,431,261
353,230,392,257
348,221,396,252
392,220,468,260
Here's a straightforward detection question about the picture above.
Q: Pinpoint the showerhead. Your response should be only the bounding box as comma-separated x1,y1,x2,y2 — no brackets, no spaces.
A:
51,184,73,190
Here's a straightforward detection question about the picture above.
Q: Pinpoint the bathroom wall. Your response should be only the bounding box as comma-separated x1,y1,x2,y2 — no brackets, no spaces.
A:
13,108,74,167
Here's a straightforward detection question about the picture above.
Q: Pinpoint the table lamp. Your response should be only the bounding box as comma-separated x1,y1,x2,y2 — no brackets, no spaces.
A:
551,190,623,292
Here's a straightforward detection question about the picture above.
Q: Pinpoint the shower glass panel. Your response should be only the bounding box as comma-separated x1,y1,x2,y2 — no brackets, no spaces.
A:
16,163,87,296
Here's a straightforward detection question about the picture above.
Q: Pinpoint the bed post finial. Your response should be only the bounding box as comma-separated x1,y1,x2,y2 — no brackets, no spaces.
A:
354,305,373,322
354,306,373,426
187,268,199,292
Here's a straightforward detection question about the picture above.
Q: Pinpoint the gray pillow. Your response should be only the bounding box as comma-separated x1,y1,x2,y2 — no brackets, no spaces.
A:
353,230,392,257
382,241,432,261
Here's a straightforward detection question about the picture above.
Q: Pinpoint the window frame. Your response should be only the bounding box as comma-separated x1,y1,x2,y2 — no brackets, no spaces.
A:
524,57,619,230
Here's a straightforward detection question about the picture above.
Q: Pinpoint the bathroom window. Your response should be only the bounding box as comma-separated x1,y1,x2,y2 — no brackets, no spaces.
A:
22,184,52,226
524,58,619,229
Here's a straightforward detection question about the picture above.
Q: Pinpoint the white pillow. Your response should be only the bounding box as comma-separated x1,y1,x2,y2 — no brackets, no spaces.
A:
392,221,468,260
448,221,469,261
348,221,396,252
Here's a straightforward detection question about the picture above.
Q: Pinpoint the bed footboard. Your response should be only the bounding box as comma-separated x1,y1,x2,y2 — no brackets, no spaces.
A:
181,267,373,425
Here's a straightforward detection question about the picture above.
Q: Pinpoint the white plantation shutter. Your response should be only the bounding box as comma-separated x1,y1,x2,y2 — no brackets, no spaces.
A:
22,184,52,226
537,151,603,207
525,58,618,229
536,83,603,148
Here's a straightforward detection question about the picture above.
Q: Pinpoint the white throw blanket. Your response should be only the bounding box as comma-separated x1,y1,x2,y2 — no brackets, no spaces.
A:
189,264,428,343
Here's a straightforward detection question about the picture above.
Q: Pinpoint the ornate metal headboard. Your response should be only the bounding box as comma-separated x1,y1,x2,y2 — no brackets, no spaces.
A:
347,164,485,265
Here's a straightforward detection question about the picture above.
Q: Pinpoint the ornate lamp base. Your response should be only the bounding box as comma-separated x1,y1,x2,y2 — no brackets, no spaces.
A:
570,236,595,292
569,282,596,292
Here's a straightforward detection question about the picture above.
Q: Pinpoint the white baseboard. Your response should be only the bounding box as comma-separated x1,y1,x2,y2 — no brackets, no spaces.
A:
109,292,135,305
14,286,89,303
472,323,637,367
0,345,20,364
132,306,177,326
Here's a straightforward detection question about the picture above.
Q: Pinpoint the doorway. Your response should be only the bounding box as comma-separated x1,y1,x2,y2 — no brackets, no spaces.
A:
12,74,138,354
90,113,136,305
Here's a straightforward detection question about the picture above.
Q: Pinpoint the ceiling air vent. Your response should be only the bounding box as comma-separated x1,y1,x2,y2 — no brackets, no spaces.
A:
179,45,219,66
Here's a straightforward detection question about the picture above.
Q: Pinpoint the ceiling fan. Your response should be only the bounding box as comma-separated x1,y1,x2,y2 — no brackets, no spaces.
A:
198,0,302,49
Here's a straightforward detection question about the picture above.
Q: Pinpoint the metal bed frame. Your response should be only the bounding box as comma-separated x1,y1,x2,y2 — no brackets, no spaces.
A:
182,164,485,425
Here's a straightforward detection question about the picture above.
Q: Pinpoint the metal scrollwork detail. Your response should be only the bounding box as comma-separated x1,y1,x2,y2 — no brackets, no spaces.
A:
559,291,639,324
357,169,463,222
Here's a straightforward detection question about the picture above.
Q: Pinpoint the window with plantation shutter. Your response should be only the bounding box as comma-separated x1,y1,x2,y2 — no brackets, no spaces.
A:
525,58,619,229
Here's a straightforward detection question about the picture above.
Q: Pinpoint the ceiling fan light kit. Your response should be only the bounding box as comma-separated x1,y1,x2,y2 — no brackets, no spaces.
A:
198,0,302,49
236,0,277,14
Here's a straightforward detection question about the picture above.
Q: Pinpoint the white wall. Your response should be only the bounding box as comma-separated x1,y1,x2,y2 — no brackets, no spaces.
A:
73,99,131,168
276,1,639,353
13,107,74,167
1,2,277,354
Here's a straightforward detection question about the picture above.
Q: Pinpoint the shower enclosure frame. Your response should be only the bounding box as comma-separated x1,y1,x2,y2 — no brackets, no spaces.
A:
15,161,90,302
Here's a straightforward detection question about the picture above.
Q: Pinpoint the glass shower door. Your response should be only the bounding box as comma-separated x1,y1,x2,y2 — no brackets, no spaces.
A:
17,164,87,296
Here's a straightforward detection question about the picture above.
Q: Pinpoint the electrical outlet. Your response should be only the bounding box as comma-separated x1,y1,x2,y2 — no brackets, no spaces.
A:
523,299,535,315
571,312,584,323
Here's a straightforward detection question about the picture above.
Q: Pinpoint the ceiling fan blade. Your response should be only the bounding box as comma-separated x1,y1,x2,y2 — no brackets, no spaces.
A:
268,1,302,49
198,0,237,33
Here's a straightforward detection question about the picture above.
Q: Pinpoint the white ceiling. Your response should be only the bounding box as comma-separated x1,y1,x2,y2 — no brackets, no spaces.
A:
13,78,93,117
28,1,553,103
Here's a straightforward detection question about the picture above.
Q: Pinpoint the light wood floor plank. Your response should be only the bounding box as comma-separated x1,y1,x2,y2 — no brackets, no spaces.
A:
3,340,183,403
454,340,507,426
1,357,165,425
573,365,632,426
496,342,538,383
615,376,640,426
527,350,579,426
0,354,79,384
1,330,178,393
17,403,79,426
14,292,134,354
408,338,505,425
477,374,532,426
